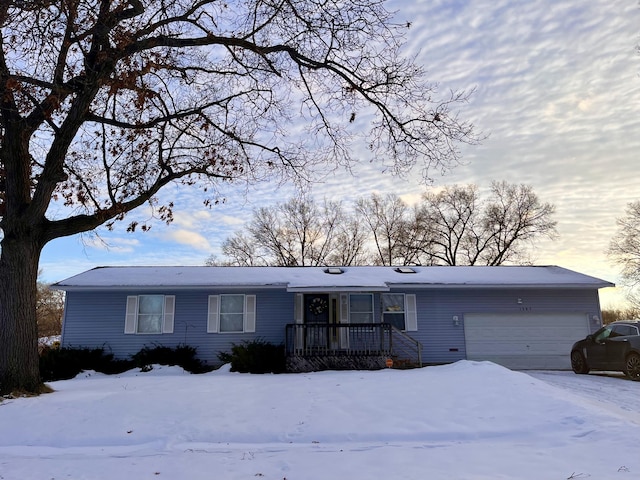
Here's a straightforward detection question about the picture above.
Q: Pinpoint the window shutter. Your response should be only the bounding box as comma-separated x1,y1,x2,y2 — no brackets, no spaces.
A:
295,293,304,324
405,294,418,331
339,294,350,349
207,295,219,333
294,293,304,351
125,296,138,334
340,294,349,324
163,295,175,333
244,295,256,333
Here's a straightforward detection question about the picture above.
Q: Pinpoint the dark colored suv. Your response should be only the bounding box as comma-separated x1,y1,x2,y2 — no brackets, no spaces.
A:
571,321,640,380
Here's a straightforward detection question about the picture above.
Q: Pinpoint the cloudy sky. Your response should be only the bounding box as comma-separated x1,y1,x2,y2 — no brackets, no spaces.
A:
40,0,640,307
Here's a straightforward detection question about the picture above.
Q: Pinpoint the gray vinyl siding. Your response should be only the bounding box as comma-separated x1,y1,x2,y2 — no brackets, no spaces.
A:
399,287,603,365
61,285,603,367
61,288,294,365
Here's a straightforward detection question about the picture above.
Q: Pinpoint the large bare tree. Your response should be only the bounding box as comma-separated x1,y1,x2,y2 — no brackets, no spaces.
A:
609,200,640,306
356,193,417,266
218,195,365,266
0,0,479,392
479,181,557,265
414,182,557,266
414,184,479,265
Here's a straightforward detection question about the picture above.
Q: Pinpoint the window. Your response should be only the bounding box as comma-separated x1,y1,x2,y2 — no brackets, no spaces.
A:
137,295,164,333
594,326,613,342
382,293,406,330
207,294,256,333
349,294,374,324
220,294,245,332
125,295,175,334
612,324,639,337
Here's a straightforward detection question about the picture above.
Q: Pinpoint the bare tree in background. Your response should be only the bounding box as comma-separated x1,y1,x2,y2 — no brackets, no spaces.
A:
356,193,418,265
413,184,479,265
601,306,640,324
413,182,557,265
215,233,262,266
218,196,365,266
36,282,65,339
479,181,557,265
215,182,557,269
325,212,370,266
0,0,479,393
609,201,640,306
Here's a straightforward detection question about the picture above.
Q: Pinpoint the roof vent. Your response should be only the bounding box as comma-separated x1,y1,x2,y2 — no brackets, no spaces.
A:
325,267,344,275
395,267,416,274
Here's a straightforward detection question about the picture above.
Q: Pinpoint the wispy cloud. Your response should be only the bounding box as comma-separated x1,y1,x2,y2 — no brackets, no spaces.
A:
173,210,213,229
164,229,212,251
83,236,140,253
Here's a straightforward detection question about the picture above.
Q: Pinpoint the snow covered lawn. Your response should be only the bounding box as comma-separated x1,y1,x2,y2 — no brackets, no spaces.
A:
1,361,639,479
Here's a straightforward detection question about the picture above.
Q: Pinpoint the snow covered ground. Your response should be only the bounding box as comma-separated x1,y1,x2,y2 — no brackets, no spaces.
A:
1,361,639,480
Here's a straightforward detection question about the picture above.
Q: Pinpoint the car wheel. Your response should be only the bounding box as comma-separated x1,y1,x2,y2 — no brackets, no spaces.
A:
571,350,590,374
624,353,640,380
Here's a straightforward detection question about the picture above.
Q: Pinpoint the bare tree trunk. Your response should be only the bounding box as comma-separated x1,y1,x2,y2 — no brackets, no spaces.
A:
0,237,42,394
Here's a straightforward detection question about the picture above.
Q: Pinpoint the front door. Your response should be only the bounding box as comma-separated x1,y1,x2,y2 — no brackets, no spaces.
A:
304,294,330,349
305,294,330,324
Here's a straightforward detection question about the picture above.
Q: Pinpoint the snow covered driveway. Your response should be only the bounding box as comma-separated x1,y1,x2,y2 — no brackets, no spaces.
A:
1,362,639,480
528,370,640,425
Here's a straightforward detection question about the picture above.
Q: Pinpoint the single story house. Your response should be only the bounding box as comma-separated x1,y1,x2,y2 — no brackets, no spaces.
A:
53,265,613,371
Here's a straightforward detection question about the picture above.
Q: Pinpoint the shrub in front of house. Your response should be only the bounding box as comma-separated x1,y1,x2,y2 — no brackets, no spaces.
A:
131,344,212,374
39,346,133,381
40,344,212,381
218,339,286,374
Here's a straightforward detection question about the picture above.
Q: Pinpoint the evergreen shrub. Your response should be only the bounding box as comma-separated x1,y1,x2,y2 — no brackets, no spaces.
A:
39,347,133,381
131,344,212,373
218,339,285,374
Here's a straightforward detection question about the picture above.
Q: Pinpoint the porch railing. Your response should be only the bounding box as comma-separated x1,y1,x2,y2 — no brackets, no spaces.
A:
285,323,393,357
389,325,423,368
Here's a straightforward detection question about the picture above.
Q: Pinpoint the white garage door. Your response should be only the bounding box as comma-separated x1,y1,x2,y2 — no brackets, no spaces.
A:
463,313,591,370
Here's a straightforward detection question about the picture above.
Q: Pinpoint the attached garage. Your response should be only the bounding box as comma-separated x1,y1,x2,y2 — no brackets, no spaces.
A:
463,312,592,370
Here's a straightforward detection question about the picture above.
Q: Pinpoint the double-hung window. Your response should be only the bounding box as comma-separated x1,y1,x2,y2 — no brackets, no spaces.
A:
349,294,374,324
382,293,406,330
220,294,245,332
125,295,175,334
207,294,256,333
381,293,418,331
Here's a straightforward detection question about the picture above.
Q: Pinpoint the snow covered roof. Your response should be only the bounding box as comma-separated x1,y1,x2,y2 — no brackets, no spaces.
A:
52,265,614,291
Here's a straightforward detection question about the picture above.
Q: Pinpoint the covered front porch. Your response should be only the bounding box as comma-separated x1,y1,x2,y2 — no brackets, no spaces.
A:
284,322,422,372
284,291,422,372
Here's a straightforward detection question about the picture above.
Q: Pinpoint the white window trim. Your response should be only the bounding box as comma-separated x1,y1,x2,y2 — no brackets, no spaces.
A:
382,292,405,330
125,295,175,335
207,294,256,334
381,293,418,332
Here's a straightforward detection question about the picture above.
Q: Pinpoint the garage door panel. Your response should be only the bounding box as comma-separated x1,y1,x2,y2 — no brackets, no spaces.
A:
464,313,590,369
